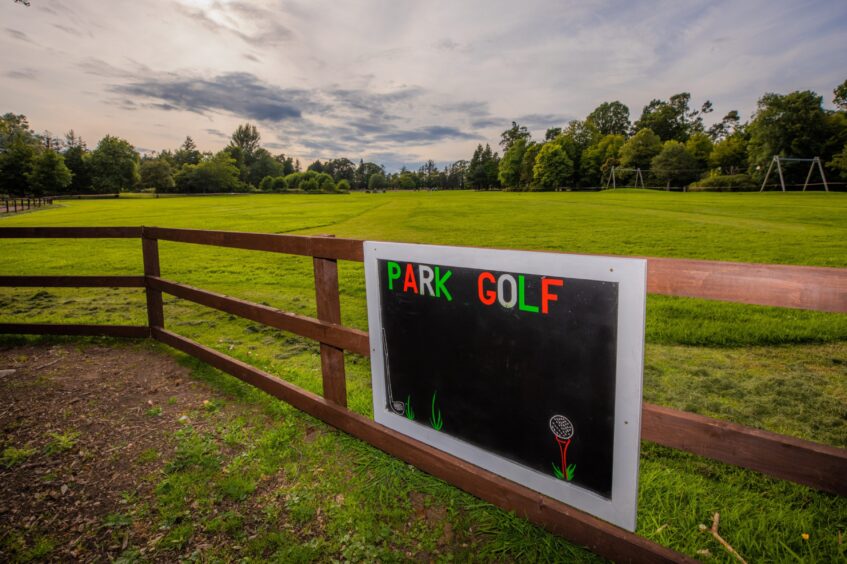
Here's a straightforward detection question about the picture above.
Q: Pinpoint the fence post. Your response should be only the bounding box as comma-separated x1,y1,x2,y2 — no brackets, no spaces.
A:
313,235,347,407
141,227,165,331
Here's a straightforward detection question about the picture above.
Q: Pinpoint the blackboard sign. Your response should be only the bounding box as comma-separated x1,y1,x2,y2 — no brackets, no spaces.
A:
364,242,646,530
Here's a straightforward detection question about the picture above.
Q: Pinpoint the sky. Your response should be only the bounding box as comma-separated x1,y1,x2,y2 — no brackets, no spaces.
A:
2,0,846,171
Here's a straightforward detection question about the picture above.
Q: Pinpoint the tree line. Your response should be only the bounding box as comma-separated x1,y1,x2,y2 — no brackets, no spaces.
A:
479,80,847,191
2,78,845,195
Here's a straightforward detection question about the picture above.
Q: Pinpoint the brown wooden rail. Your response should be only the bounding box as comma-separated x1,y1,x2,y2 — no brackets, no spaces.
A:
1,225,846,563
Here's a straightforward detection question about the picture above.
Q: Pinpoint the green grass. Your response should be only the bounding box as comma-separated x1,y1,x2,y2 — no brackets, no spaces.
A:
1,191,846,561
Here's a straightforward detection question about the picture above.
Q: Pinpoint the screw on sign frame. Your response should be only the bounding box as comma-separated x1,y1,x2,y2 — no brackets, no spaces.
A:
550,415,576,481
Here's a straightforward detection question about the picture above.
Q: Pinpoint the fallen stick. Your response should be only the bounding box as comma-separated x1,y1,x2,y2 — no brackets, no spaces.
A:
699,512,747,564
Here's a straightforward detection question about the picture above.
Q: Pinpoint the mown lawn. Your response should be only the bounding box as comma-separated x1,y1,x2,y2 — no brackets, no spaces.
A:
1,190,846,562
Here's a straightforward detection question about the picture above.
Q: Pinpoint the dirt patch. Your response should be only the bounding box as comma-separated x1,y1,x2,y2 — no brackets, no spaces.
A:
0,342,248,561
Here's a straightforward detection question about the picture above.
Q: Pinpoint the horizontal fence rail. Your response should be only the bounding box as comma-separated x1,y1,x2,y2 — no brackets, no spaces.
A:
0,275,145,288
1,225,846,561
147,276,370,357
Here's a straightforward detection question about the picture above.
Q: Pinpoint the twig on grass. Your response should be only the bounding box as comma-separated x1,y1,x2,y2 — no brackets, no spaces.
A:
699,512,747,564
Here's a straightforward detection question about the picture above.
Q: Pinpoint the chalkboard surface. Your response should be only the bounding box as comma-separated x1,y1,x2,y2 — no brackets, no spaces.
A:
365,242,645,530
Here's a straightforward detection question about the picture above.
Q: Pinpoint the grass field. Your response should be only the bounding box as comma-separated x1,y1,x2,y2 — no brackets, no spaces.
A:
1,190,846,561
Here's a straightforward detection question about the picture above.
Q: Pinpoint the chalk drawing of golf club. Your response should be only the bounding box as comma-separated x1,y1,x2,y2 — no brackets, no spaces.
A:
382,329,405,414
549,414,576,481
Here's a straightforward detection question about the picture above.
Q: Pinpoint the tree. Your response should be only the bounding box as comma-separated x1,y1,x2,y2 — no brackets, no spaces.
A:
247,148,283,187
633,93,711,141
272,176,288,191
229,124,261,159
0,134,36,195
555,120,599,186
63,144,92,193
307,160,325,173
651,141,700,187
519,142,542,188
173,136,201,168
619,128,662,170
445,160,468,189
532,143,573,190
139,158,175,193
336,179,351,191
827,144,847,179
709,134,748,174
498,137,527,188
26,149,71,195
684,132,713,172
544,127,562,141
368,173,387,190
581,134,625,186
174,152,243,193
499,122,531,151
301,178,319,192
834,78,847,111
707,110,741,141
746,90,830,179
317,172,335,191
586,101,630,136
324,158,355,183
89,135,139,193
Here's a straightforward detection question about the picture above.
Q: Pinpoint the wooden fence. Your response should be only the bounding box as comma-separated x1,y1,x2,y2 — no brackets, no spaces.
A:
2,197,53,214
1,226,845,563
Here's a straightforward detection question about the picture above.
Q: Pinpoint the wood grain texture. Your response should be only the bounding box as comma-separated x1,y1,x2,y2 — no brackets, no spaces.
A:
151,327,693,563
144,226,364,261
642,403,847,495
0,276,145,287
141,233,165,329
314,251,347,406
0,323,149,338
146,276,370,356
0,227,142,238
646,257,846,313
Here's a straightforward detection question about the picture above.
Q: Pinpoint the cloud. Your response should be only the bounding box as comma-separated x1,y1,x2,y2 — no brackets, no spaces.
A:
205,128,227,138
112,72,314,122
6,68,37,80
374,126,480,144
5,28,36,44
176,1,292,47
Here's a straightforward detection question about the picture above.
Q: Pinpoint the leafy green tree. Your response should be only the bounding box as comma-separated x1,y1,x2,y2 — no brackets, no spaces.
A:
396,173,416,189
581,134,625,186
247,148,283,187
519,142,542,188
63,144,91,193
26,149,72,195
174,152,243,193
139,158,175,193
498,137,527,188
259,175,274,191
827,144,847,179
445,160,468,189
324,158,355,183
499,122,531,151
284,171,303,189
555,120,599,186
173,136,201,168
633,93,711,141
707,110,742,141
229,124,261,159
544,127,562,141
586,101,630,136
532,143,573,190
746,91,830,179
336,179,351,191
272,176,288,191
619,128,662,170
709,134,748,174
651,141,700,187
368,173,387,190
834,79,847,111
301,178,319,192
685,132,713,172
89,135,139,193
0,134,36,195
317,172,335,191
